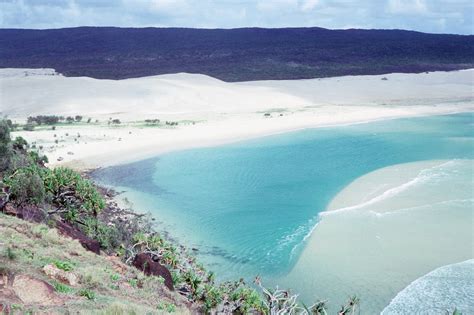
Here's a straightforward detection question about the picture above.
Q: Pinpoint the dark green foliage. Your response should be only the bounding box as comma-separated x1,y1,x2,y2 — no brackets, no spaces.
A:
42,167,105,215
199,284,223,312
157,301,176,313
1,120,107,253
12,136,28,151
5,119,15,130
29,151,49,166
4,166,46,205
52,281,73,294
27,115,61,125
1,27,472,81
5,247,17,260
75,115,83,122
53,259,75,272
78,288,96,300
0,120,12,171
145,119,160,124
22,123,35,131
83,217,119,249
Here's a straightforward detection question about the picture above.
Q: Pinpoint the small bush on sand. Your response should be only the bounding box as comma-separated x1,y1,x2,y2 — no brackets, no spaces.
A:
22,123,35,131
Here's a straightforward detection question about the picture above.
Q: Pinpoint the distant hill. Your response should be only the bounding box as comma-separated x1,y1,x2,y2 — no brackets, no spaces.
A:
0,27,473,81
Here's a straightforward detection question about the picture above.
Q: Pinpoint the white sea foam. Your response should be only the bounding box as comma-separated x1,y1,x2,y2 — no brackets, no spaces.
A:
289,218,321,259
320,160,457,217
381,259,474,315
269,216,320,261
369,198,473,217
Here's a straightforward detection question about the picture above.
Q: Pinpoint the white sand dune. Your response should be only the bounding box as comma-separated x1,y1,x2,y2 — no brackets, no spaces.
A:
1,68,310,119
1,68,473,169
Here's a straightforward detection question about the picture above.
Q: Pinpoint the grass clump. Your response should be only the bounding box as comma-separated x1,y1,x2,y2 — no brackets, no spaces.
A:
157,301,176,313
4,247,17,260
53,259,75,272
53,281,73,294
78,288,96,300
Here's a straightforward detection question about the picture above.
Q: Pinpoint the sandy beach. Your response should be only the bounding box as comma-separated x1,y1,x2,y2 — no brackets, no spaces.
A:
1,68,472,170
2,68,473,313
277,159,474,313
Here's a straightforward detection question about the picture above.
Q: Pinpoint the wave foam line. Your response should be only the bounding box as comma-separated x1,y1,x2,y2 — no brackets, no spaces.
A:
320,160,457,217
381,259,474,314
370,198,474,217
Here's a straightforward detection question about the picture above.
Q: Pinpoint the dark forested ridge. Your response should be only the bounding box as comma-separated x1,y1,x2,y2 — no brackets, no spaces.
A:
1,27,473,81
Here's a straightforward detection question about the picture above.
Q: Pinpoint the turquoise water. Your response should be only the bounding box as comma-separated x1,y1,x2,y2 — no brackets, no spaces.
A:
278,159,473,313
93,113,474,280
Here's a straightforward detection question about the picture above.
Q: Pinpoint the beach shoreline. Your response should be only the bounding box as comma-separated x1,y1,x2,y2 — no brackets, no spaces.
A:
4,68,472,313
3,68,472,171
55,107,474,171
278,159,474,313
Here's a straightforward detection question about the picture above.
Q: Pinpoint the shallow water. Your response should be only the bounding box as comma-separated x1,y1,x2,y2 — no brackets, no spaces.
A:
278,159,473,314
93,113,473,311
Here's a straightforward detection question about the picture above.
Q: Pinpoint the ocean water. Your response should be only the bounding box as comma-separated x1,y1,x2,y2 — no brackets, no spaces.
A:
382,259,474,314
93,113,473,307
278,159,473,313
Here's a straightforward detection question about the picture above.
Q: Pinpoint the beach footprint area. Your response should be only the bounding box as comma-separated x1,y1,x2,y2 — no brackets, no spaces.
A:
94,113,474,314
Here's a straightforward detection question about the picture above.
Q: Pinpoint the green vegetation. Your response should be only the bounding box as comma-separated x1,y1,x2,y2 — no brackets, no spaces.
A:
78,288,96,300
124,231,357,314
4,166,46,205
2,118,462,314
16,115,100,133
0,120,12,171
145,119,160,124
5,246,17,260
53,259,75,272
0,214,191,313
27,115,62,125
0,119,359,313
1,120,110,251
157,301,176,313
53,281,73,294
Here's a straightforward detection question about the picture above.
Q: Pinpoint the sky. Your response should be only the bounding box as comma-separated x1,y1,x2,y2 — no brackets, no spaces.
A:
0,0,473,34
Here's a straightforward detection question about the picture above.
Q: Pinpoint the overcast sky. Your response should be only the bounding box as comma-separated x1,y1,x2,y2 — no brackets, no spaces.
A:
0,0,472,34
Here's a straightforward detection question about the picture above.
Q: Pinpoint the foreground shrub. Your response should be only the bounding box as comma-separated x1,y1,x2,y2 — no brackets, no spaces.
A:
0,120,12,171
42,167,105,216
4,166,46,205
83,217,119,249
